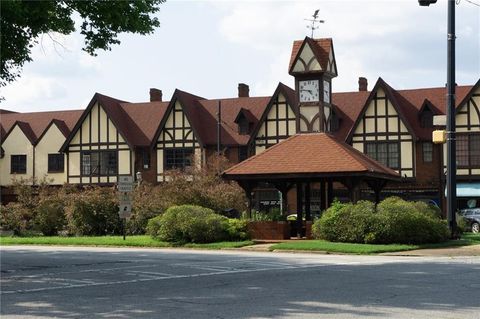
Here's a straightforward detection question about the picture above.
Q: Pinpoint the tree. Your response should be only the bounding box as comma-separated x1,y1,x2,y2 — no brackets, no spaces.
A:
0,0,164,88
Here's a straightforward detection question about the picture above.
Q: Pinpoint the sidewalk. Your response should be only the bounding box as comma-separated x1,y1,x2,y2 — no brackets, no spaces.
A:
239,241,480,256
381,244,480,257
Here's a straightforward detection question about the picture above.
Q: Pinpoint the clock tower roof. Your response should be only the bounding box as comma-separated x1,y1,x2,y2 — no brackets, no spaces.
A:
288,37,337,77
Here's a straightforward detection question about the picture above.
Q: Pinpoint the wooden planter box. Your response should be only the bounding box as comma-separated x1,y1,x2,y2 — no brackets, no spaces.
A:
247,221,291,240
305,221,313,239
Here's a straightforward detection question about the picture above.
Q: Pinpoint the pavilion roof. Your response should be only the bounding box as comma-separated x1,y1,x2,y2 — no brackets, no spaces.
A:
223,133,400,181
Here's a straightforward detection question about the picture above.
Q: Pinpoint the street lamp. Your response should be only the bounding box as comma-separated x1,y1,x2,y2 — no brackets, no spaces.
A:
419,0,457,237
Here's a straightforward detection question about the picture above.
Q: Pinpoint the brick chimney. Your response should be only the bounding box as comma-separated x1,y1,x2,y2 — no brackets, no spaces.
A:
238,83,249,97
358,77,368,92
150,88,163,102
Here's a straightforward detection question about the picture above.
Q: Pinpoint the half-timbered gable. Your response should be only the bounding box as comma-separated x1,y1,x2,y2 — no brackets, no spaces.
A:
288,37,337,77
348,79,415,178
251,83,296,155
60,94,133,185
153,90,203,182
452,80,480,178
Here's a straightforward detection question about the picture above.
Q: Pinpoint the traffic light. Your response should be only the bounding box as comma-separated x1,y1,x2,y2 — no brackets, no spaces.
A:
418,0,437,6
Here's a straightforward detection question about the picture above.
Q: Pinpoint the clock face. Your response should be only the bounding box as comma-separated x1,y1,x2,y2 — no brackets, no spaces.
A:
299,80,320,103
323,80,330,103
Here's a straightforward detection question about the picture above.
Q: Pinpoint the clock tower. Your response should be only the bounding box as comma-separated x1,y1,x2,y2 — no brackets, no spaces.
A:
289,37,337,133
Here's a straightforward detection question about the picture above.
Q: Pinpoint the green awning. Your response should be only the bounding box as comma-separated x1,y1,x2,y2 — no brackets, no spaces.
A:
445,183,480,197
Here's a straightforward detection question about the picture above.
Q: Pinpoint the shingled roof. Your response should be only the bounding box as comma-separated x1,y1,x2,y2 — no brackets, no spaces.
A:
223,133,400,180
289,37,334,74
0,109,82,144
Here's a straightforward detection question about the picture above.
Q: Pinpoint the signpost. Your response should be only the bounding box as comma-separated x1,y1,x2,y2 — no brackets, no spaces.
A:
117,176,134,240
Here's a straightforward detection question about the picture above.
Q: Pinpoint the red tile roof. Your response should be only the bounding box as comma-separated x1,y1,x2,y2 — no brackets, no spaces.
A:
331,91,370,141
289,37,333,73
0,109,83,144
197,96,271,145
224,133,399,179
120,101,170,145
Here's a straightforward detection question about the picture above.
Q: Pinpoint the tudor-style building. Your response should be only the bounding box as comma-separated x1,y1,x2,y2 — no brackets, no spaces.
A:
1,36,479,213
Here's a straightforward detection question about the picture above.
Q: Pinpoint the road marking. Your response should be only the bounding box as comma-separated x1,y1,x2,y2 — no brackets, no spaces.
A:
0,263,331,295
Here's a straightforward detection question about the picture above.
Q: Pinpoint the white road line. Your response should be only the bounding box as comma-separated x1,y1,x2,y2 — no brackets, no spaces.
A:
0,263,331,295
2,264,158,279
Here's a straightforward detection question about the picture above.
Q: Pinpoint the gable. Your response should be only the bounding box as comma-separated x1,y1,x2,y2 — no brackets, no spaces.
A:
157,101,198,146
292,42,322,73
456,85,480,132
254,92,296,154
67,102,126,149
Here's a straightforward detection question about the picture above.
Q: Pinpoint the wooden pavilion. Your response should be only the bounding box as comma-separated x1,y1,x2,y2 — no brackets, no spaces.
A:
223,133,400,237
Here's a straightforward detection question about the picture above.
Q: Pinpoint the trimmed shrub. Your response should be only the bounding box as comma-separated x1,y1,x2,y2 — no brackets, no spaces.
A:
64,187,122,236
147,205,245,243
312,200,376,243
225,218,249,241
34,199,66,236
0,203,33,235
313,197,449,245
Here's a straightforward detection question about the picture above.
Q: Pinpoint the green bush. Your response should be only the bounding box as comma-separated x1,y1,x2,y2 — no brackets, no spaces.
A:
34,199,66,236
374,197,449,244
247,208,286,221
65,187,122,236
0,203,34,235
312,200,376,243
147,205,245,243
312,197,449,245
225,218,249,241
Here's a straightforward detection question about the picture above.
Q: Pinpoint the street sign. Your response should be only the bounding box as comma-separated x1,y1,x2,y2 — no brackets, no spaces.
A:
118,176,134,192
118,176,134,184
118,175,133,219
119,203,132,218
118,191,132,202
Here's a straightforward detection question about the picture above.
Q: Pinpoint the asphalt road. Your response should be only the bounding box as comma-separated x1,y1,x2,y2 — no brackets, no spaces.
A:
1,246,479,319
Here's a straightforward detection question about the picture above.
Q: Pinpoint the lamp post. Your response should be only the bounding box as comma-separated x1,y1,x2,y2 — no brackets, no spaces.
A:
419,0,457,237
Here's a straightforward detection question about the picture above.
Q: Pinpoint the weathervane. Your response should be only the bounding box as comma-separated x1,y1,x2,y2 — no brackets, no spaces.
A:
305,9,325,38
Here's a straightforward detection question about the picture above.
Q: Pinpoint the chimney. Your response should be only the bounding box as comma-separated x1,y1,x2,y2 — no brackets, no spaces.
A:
149,88,163,102
358,77,368,91
238,83,249,97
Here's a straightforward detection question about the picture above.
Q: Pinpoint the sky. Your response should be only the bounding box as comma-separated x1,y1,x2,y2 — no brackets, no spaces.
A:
1,0,479,113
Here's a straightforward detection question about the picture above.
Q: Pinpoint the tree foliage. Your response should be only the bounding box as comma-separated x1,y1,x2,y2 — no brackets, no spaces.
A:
0,0,164,87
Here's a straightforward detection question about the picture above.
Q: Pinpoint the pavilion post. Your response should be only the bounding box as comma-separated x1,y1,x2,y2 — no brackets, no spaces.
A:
296,182,304,238
275,182,291,215
327,180,333,206
305,183,311,221
320,180,326,210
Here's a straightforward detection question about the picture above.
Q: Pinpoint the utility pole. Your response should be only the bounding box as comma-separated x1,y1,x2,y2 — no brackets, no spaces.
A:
419,0,457,237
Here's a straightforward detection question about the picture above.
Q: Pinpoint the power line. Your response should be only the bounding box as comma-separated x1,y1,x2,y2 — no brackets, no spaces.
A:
457,0,480,7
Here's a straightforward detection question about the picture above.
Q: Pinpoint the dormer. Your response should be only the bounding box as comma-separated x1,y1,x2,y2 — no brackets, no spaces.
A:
330,108,341,132
419,99,436,128
234,108,255,135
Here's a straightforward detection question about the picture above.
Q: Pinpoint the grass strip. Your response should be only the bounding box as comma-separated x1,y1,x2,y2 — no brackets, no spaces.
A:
0,235,254,250
270,233,480,254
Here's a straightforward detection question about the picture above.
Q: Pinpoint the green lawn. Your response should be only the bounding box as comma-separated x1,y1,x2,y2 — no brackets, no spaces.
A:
0,235,254,249
270,233,480,254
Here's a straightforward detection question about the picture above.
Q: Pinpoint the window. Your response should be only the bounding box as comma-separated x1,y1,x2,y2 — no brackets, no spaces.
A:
81,151,117,176
422,142,433,163
239,146,248,162
238,118,249,135
457,133,480,168
165,148,193,170
330,111,340,132
11,155,26,174
142,148,150,169
365,142,400,169
48,154,64,172
420,109,434,128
